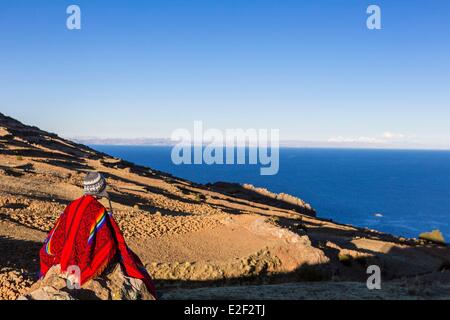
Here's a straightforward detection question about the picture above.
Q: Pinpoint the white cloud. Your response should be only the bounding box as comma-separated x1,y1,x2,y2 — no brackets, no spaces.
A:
327,136,383,144
382,132,405,140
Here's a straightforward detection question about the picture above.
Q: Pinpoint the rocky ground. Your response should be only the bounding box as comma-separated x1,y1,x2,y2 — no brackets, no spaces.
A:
1,112,450,300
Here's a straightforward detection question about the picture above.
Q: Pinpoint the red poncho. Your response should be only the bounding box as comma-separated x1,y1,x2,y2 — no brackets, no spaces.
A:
39,195,156,297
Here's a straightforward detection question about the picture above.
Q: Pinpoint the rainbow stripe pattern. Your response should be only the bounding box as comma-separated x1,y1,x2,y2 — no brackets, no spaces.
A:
88,209,107,244
45,220,61,256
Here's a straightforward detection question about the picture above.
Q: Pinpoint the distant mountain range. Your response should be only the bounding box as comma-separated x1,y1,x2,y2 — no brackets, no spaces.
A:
70,137,447,150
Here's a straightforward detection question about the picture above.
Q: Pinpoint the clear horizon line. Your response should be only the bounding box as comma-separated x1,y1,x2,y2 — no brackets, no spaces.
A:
68,136,450,151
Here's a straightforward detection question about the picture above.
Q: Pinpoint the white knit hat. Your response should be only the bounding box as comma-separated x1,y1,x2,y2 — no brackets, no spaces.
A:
83,172,108,198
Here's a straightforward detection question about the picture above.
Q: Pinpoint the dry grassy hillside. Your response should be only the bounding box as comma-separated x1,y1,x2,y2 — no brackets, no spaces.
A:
1,112,449,300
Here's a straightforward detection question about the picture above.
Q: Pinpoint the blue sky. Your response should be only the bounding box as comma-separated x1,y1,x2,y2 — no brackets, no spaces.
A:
0,1,449,147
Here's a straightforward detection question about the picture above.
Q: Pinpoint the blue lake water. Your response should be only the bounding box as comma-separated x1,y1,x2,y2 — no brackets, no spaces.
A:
92,145,450,240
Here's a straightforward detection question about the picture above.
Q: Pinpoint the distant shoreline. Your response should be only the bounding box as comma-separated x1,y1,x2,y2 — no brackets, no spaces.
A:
63,137,450,152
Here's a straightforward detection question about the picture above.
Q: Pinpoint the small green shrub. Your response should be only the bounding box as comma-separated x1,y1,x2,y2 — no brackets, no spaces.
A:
338,253,352,266
195,194,206,202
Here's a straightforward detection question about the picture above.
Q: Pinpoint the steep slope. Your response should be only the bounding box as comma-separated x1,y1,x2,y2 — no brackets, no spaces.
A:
1,112,449,300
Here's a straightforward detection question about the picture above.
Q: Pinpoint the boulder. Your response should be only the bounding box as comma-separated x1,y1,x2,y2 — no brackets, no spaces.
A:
19,264,155,300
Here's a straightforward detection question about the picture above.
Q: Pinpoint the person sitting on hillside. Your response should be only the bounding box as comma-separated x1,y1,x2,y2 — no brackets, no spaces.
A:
38,172,156,298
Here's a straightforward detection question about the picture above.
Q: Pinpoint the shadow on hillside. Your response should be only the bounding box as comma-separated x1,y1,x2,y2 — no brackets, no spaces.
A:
100,168,313,217
153,262,333,293
0,164,36,177
34,159,94,171
26,138,102,160
101,172,248,217
108,184,254,217
0,213,50,233
297,218,417,246
100,158,176,181
0,139,104,165
0,135,36,149
207,182,316,216
208,193,287,213
0,147,81,162
151,242,450,297
0,121,107,161
0,165,25,177
107,191,192,217
0,236,41,280
102,172,204,207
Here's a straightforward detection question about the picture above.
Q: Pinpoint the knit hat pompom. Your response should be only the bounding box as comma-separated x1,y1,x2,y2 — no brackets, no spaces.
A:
84,172,108,198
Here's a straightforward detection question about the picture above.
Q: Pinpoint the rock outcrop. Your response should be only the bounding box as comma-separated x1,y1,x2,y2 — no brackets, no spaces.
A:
209,182,315,215
419,230,446,245
20,265,155,300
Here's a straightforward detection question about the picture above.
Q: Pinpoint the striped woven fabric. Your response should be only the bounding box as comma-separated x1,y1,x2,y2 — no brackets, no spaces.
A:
39,195,156,297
